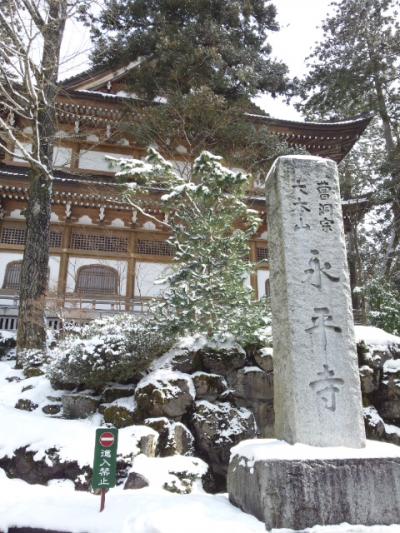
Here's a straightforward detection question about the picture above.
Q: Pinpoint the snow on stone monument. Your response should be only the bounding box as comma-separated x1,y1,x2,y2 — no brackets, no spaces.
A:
265,155,365,447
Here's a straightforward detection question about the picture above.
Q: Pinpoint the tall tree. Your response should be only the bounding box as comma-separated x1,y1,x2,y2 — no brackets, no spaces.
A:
296,0,400,281
89,0,289,100
0,0,85,360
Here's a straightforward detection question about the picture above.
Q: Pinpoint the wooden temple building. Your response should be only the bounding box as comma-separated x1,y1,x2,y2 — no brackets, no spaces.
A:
0,63,371,330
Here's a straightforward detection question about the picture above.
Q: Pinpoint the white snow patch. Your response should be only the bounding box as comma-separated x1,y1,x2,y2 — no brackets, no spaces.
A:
231,439,400,464
355,326,400,350
383,359,400,374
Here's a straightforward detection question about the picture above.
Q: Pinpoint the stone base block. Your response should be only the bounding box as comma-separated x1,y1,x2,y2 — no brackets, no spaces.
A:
228,439,400,531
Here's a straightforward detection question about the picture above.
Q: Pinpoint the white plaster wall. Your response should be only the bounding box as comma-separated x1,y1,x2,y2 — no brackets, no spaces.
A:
79,150,133,172
134,262,172,298
13,143,32,162
48,256,60,293
0,252,59,293
66,257,128,296
257,269,270,300
53,147,72,168
0,252,23,288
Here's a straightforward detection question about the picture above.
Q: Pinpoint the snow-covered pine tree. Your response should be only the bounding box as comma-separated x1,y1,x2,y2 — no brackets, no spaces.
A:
114,149,268,342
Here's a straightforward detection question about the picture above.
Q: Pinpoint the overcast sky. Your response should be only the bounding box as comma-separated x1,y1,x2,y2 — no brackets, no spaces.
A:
59,0,335,121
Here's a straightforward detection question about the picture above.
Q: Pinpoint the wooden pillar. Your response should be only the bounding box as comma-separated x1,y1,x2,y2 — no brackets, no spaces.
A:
126,228,136,312
57,223,72,303
249,240,258,299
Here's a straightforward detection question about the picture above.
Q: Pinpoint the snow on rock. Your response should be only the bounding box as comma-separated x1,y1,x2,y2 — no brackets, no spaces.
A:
0,403,155,467
128,453,207,494
355,325,400,351
383,359,400,374
135,369,195,419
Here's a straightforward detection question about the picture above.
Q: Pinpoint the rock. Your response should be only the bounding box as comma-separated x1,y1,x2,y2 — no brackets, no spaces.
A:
235,398,274,438
42,404,62,415
228,443,400,530
102,385,135,404
124,471,149,490
0,446,91,490
137,431,158,457
103,405,136,428
62,393,100,419
192,372,227,401
21,385,34,393
364,406,386,440
190,401,256,480
254,347,273,373
6,376,21,383
233,366,273,401
169,349,202,374
380,400,400,422
15,399,38,412
200,343,246,377
23,367,44,378
145,417,194,456
135,370,194,419
359,365,378,395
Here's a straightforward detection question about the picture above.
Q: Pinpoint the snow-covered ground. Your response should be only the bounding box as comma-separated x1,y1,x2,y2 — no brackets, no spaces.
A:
1,326,400,532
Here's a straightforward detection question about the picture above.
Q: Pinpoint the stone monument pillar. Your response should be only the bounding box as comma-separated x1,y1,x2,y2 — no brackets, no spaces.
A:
265,155,365,448
227,156,400,530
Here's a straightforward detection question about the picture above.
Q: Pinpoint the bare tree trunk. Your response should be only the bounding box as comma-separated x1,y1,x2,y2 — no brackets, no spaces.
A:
16,0,67,361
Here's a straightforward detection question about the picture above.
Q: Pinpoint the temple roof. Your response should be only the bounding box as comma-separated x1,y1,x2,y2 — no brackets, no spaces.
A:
58,63,373,163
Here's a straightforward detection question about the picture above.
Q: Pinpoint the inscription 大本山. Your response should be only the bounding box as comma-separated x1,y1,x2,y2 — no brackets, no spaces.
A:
303,250,340,289
305,307,342,350
309,364,344,412
292,197,311,231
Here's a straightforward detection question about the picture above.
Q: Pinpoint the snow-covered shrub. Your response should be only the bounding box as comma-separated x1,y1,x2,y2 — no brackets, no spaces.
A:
0,330,16,358
47,314,174,389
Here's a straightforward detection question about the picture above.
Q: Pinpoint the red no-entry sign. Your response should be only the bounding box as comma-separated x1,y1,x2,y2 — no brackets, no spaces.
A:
99,431,115,448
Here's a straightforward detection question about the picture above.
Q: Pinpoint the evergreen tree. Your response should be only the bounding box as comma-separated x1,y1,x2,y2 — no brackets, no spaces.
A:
113,149,269,342
89,0,288,100
124,87,301,179
296,0,400,285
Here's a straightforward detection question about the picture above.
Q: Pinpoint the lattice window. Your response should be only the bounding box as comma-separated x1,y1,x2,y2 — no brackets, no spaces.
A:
136,239,174,257
71,232,128,253
75,265,119,295
256,247,269,261
1,227,26,245
3,261,22,289
0,226,62,248
49,231,62,248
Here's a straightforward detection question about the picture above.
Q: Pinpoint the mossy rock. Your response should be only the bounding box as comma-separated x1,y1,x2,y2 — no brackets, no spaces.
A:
24,367,45,378
103,405,136,428
15,398,38,411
